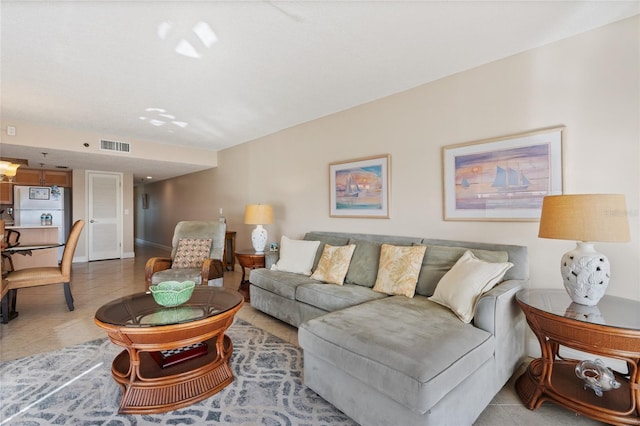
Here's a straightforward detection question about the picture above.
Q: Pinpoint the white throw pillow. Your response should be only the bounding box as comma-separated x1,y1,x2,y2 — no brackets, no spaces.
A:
428,250,513,323
271,236,321,276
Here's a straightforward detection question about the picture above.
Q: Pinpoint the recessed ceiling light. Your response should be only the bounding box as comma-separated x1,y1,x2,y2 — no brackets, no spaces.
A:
172,121,188,128
149,119,165,126
146,176,153,179
159,113,176,120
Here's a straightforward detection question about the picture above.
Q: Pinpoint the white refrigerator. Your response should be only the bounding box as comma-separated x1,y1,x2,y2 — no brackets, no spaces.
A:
13,185,67,260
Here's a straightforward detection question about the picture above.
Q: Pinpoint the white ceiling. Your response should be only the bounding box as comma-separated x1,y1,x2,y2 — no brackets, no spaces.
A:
1,1,638,182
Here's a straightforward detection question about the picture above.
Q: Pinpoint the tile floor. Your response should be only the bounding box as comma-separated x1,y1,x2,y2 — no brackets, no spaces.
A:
0,244,605,425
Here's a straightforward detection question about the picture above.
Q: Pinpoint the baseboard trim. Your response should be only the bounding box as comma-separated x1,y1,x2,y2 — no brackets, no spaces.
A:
136,238,172,252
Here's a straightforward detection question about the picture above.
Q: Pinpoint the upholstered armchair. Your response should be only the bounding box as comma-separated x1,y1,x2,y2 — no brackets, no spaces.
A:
145,221,226,289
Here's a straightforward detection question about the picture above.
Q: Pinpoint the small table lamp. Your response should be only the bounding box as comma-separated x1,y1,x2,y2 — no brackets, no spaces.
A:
538,194,630,306
244,204,274,253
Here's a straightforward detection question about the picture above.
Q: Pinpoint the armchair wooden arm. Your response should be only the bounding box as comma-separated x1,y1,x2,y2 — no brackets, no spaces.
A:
202,258,224,284
144,257,224,289
145,257,172,289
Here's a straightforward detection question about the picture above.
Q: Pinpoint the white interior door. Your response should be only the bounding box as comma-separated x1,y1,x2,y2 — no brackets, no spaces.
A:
88,172,121,261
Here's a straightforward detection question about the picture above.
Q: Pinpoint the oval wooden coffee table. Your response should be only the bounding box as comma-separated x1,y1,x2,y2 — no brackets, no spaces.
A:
94,286,244,414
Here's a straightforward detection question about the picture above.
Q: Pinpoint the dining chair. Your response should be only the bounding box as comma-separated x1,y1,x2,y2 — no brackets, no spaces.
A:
1,219,21,272
1,220,85,324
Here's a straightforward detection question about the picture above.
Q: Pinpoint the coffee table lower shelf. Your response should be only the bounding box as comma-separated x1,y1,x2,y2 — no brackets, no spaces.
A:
111,335,233,414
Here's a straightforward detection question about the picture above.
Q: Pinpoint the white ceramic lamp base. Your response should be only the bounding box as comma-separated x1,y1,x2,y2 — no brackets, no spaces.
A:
251,225,268,253
560,242,610,306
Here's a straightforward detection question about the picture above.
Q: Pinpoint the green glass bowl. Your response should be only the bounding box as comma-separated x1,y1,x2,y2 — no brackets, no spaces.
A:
149,281,195,307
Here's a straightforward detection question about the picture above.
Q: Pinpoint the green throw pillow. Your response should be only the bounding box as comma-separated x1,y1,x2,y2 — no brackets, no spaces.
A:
344,239,383,288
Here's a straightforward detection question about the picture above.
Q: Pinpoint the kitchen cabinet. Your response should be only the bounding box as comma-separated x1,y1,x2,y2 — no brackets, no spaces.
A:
0,182,12,204
14,168,72,187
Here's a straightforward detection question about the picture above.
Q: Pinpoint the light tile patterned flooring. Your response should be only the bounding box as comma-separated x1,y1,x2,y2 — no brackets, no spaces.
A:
0,244,605,425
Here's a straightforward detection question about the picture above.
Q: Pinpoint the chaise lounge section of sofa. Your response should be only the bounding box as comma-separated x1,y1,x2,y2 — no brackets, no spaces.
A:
249,231,528,426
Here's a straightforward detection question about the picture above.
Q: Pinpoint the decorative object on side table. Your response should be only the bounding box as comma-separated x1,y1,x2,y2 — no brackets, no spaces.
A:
575,358,621,397
244,204,273,253
538,194,630,305
149,280,195,307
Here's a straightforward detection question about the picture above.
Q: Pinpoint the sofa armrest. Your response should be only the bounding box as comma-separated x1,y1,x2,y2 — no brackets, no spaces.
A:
144,257,172,289
474,279,527,381
264,251,280,269
474,279,525,335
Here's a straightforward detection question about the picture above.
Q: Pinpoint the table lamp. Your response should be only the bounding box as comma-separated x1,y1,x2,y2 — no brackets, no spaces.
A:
538,194,630,306
244,204,273,253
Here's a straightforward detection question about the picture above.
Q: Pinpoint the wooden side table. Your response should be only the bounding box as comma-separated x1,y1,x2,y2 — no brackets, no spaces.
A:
235,249,265,303
515,288,640,425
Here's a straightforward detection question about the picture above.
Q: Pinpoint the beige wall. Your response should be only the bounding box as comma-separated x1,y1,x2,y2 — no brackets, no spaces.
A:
140,17,639,300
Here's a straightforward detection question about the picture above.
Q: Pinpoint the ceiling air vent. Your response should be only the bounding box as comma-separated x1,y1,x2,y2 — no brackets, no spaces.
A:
100,139,131,153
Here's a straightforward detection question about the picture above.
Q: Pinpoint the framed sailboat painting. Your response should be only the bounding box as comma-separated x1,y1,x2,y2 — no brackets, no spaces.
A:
442,127,564,221
329,154,390,218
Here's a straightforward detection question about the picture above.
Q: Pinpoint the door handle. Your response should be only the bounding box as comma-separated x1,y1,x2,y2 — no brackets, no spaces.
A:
90,219,95,223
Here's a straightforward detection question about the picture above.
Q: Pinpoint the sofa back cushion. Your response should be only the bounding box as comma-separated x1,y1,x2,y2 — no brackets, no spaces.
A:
415,244,509,297
344,239,383,287
304,233,350,271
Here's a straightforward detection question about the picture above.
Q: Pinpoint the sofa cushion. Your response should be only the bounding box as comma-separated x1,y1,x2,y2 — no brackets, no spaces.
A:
271,236,320,276
304,233,350,271
415,244,509,297
429,250,513,323
310,244,356,285
296,283,388,312
249,268,317,300
344,239,382,287
171,238,212,269
372,244,426,298
298,295,495,414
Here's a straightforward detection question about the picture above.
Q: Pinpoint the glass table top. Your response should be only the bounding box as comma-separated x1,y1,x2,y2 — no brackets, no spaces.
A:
516,288,640,331
95,286,243,327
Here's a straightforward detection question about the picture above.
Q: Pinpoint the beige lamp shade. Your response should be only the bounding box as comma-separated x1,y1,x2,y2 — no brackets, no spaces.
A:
538,194,630,243
244,204,274,225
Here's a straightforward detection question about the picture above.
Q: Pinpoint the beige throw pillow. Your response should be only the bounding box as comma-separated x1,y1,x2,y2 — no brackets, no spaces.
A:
372,244,426,298
172,238,212,269
310,244,356,285
428,250,513,323
271,236,321,276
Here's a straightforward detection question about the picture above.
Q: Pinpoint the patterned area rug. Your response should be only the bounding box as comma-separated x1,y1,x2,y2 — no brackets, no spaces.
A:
0,320,357,425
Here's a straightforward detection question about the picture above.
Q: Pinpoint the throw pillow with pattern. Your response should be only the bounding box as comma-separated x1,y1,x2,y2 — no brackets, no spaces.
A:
373,244,426,298
310,244,357,285
172,238,212,269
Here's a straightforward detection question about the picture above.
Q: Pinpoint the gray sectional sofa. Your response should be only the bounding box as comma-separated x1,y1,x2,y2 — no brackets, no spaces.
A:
249,231,528,426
